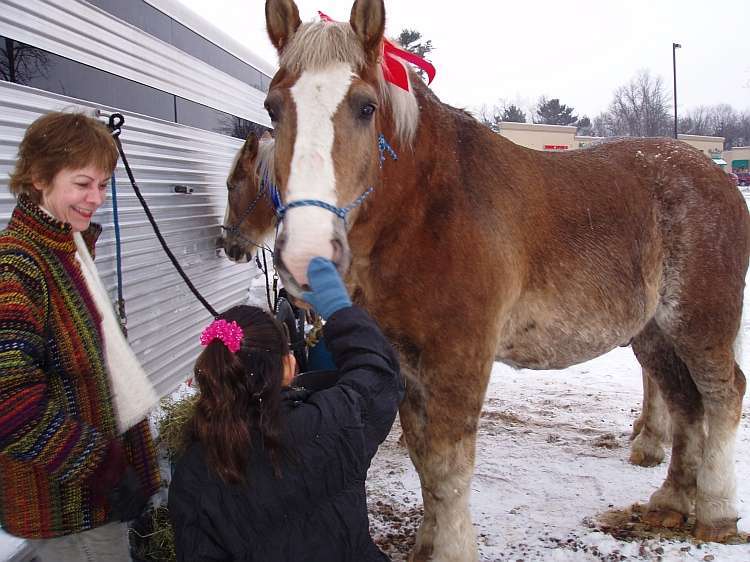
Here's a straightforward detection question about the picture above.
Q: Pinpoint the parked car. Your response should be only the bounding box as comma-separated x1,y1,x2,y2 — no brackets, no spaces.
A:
736,172,750,187
728,172,739,186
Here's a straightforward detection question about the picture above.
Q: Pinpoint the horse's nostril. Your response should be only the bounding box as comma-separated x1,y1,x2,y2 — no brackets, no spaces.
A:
228,245,242,260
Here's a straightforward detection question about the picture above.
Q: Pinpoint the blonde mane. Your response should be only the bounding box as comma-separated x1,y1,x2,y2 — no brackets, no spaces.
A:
256,138,276,188
280,20,419,144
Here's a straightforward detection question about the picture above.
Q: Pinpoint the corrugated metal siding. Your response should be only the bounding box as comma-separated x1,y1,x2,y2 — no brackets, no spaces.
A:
0,0,271,128
0,80,262,397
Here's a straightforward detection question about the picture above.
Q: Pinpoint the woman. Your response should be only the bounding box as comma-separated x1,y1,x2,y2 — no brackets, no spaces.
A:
169,258,404,561
0,111,161,561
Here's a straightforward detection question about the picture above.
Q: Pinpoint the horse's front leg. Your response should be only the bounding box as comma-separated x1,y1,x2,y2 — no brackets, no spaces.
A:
399,357,492,562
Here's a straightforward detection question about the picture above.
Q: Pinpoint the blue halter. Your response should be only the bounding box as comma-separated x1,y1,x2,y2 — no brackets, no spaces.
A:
269,133,397,223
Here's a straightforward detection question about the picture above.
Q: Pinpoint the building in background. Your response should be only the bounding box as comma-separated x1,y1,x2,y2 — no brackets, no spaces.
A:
496,122,579,151
677,134,726,166
725,146,750,172
495,122,727,167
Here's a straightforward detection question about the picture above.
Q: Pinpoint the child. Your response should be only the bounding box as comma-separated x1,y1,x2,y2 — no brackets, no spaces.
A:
169,258,404,561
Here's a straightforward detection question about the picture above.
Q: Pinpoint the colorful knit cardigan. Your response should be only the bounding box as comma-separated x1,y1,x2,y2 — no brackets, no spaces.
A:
0,195,160,538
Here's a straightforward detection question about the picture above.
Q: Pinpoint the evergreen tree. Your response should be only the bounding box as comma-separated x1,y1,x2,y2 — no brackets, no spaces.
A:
534,97,578,126
501,104,526,123
576,116,593,135
397,29,434,81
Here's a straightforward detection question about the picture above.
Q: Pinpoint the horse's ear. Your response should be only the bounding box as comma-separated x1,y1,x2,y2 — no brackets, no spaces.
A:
265,0,301,55
240,134,259,174
349,0,385,64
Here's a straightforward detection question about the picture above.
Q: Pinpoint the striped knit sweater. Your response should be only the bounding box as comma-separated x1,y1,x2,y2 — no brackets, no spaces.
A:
0,195,160,539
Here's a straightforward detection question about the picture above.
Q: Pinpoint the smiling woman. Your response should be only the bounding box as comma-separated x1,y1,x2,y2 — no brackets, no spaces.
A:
0,111,161,561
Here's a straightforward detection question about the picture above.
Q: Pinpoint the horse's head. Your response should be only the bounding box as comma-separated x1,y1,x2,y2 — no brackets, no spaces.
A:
219,133,277,262
264,0,418,296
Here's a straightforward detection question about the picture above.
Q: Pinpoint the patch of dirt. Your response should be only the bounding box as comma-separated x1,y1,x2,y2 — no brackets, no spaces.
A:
592,432,619,449
592,503,750,545
481,409,526,426
369,499,422,561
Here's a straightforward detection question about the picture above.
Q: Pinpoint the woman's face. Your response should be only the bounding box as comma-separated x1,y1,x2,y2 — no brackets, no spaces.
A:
35,165,109,232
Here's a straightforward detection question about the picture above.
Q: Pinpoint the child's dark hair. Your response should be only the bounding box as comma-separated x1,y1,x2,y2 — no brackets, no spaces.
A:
188,305,289,484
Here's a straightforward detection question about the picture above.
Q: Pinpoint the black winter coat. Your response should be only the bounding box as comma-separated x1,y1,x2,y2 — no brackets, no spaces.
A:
168,306,404,562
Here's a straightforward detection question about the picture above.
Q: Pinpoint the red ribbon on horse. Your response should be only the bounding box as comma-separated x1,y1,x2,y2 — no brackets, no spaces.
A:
318,11,435,91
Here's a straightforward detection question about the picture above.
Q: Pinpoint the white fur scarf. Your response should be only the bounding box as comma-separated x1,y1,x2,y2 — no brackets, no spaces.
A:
73,232,158,433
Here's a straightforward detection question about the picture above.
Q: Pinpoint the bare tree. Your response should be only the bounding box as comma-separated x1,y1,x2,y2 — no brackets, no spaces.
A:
678,106,713,136
0,38,49,85
476,104,502,132
709,104,742,148
222,116,269,140
590,113,610,137
603,70,671,137
737,112,750,147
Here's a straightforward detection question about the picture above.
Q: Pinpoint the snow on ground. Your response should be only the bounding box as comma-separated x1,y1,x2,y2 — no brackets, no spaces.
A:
365,193,750,561
367,346,750,561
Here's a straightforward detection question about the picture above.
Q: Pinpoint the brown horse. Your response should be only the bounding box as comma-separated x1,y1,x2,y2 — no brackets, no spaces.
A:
224,1,750,558
219,135,677,466
219,133,277,262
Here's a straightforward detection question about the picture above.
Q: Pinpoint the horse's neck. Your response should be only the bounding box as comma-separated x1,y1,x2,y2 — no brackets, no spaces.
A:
350,89,461,248
376,86,489,214
351,84,521,254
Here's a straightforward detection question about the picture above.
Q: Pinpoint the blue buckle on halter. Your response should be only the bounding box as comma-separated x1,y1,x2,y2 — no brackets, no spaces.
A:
378,133,397,167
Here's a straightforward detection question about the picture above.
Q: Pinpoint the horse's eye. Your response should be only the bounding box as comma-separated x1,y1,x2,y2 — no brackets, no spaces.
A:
360,103,376,119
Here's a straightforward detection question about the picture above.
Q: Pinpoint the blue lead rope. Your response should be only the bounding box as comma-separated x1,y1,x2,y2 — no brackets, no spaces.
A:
110,171,127,332
270,133,397,223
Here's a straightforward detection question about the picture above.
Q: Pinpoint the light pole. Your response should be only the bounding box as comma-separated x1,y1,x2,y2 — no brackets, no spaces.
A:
672,42,681,139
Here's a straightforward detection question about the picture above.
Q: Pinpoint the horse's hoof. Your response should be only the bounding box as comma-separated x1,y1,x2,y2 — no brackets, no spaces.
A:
642,508,687,528
628,448,664,467
694,520,738,543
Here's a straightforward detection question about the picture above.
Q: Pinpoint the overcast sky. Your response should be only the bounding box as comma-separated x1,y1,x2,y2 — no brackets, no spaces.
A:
177,0,749,120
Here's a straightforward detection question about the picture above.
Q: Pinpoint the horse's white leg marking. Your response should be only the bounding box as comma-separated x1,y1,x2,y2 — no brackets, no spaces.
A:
409,435,478,562
283,63,354,285
696,399,739,524
429,457,477,562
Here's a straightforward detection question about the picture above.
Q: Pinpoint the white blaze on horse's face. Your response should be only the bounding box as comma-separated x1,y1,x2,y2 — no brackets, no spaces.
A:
281,62,355,286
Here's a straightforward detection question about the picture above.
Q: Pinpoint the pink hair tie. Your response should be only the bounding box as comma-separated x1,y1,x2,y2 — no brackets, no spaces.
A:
200,319,243,353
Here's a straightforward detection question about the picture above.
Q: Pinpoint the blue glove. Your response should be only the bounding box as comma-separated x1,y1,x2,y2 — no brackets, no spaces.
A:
302,258,352,320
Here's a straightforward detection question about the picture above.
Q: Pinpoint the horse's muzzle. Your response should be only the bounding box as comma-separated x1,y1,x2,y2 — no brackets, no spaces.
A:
273,219,351,299
217,235,252,263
